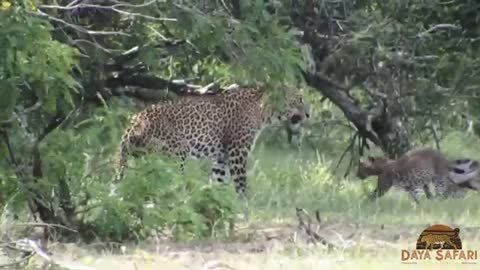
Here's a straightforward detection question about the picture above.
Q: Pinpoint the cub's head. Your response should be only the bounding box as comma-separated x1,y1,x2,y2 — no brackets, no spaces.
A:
279,89,310,140
357,156,390,179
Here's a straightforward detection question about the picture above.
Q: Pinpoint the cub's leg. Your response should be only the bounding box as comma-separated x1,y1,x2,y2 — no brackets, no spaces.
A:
445,238,458,250
405,185,422,204
433,176,453,199
423,184,433,199
369,174,393,201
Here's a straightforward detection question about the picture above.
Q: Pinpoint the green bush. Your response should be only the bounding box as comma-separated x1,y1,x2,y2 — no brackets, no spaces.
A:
1,102,239,242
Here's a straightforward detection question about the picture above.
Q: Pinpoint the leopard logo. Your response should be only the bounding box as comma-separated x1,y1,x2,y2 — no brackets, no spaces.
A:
420,229,459,250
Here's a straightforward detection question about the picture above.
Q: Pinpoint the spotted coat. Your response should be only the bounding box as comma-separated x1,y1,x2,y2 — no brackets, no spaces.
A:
113,86,309,195
356,148,479,203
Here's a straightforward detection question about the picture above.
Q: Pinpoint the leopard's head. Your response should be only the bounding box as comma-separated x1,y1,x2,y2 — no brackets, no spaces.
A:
419,234,429,243
357,156,390,180
278,89,310,142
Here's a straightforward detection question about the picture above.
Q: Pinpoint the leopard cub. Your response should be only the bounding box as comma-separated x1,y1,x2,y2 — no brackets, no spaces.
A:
356,148,479,203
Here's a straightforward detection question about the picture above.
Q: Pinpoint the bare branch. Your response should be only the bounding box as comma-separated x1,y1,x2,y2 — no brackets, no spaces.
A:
1,238,95,270
219,0,233,17
0,100,43,129
16,222,78,233
295,208,337,249
0,251,35,269
417,24,461,38
71,39,121,54
335,132,358,176
39,0,177,22
196,82,216,94
33,9,130,36
302,70,382,146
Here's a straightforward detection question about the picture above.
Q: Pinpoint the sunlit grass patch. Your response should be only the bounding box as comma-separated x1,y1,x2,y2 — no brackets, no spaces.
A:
247,134,480,228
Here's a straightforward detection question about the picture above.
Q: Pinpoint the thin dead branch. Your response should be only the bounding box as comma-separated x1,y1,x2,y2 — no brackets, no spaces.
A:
295,208,337,249
16,222,78,233
430,121,441,151
0,101,43,129
0,238,94,270
335,131,358,176
33,9,130,36
0,252,35,269
39,0,176,22
417,23,461,38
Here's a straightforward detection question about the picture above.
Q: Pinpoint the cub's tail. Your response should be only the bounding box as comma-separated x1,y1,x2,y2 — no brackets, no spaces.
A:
448,159,480,184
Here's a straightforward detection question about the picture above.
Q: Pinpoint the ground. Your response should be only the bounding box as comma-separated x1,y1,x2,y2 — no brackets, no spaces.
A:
3,130,480,269
37,220,480,270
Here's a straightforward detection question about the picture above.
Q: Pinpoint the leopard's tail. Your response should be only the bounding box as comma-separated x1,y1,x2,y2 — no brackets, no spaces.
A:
112,113,146,184
113,136,129,183
449,158,480,184
108,138,129,197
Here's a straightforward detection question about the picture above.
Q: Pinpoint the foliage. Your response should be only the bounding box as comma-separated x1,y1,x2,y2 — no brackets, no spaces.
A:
0,0,302,242
2,102,239,242
301,0,480,143
0,0,79,122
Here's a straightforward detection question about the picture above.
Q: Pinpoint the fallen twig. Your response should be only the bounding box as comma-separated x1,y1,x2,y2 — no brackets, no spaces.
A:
417,23,461,38
295,208,337,249
0,238,95,270
0,252,35,269
16,222,78,233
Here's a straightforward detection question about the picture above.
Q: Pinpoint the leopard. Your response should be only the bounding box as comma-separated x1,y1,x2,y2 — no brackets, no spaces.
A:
112,85,310,196
356,147,480,203
420,229,459,250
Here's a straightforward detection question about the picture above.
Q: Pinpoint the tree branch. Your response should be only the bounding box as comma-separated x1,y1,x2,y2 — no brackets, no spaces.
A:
301,71,382,146
39,0,177,22
0,101,43,130
105,73,220,98
417,24,461,38
106,40,187,70
33,9,130,36
231,0,242,19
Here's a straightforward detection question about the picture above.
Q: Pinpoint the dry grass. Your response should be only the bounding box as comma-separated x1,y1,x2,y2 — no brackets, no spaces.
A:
26,220,479,270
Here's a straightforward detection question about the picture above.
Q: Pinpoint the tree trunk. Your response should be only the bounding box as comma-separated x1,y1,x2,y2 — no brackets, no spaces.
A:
290,0,412,158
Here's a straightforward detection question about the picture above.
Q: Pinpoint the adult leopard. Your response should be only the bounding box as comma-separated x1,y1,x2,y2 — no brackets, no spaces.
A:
112,85,309,196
